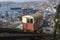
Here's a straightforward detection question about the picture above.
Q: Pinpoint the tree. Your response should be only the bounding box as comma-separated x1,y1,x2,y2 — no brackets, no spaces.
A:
56,4,60,28
54,4,60,40
56,4,60,19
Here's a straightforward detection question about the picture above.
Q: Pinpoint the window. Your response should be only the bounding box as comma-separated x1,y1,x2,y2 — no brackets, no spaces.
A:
30,19,33,23
27,18,33,23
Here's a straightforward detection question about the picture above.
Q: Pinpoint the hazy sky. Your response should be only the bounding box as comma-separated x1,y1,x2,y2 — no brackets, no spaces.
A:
0,0,46,2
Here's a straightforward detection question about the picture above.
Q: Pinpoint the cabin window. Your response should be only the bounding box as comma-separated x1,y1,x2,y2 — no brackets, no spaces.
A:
27,18,33,23
30,19,33,23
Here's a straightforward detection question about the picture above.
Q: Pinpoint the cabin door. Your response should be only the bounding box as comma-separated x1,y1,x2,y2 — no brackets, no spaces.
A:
26,18,34,31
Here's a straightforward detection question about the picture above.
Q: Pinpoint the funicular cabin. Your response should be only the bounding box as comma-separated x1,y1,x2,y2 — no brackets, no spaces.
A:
22,13,43,32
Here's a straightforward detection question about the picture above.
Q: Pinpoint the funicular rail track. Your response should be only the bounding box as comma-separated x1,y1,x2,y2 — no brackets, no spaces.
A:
0,28,60,40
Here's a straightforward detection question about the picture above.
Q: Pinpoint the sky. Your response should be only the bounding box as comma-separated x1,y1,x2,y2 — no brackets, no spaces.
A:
0,0,46,2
